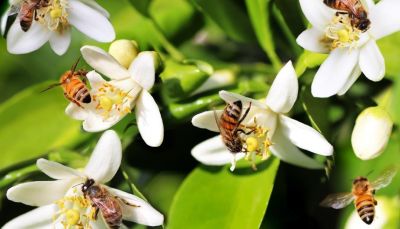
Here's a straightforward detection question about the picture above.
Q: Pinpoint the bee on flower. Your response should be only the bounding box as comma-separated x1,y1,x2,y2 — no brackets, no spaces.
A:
191,61,334,171
1,0,115,55
297,0,400,97
3,130,164,229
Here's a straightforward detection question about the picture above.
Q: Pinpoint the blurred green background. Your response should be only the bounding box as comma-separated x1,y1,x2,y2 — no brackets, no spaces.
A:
0,0,399,228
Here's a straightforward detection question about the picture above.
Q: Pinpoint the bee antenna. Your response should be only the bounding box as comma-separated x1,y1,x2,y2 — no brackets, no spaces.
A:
71,56,81,72
72,182,84,188
40,82,62,93
366,170,374,177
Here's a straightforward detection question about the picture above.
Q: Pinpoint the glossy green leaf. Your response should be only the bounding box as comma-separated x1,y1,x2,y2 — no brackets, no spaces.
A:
0,82,87,170
191,0,255,42
168,158,280,229
377,31,400,78
127,0,152,17
245,0,281,70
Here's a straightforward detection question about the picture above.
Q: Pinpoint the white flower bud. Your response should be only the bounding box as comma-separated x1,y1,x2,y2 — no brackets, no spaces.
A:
351,106,393,160
108,40,139,68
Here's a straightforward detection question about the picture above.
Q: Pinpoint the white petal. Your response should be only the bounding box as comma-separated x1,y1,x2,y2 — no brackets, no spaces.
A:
369,0,400,39
337,66,361,96
49,30,71,55
191,135,245,165
84,130,122,183
7,180,74,206
65,103,88,120
192,110,223,132
270,128,324,169
219,90,268,109
81,46,130,80
2,205,56,229
359,40,385,81
135,90,164,147
7,20,50,54
106,187,164,226
79,0,110,17
68,0,115,42
1,9,9,36
128,52,156,90
279,115,333,156
82,112,121,132
245,107,278,138
299,0,335,30
296,27,329,53
36,158,83,180
266,61,298,113
311,48,359,98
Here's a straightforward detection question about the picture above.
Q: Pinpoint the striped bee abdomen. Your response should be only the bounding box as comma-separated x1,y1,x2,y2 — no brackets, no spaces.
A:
355,195,375,225
219,101,245,153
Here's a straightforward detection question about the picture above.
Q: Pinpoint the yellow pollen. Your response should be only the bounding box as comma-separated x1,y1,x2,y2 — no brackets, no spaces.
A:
95,83,133,119
337,29,350,43
65,209,80,225
99,96,113,111
50,8,62,19
324,14,361,50
246,137,259,152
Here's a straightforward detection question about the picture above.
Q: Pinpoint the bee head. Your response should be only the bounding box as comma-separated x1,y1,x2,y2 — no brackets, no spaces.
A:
81,178,95,193
353,176,369,193
357,18,370,32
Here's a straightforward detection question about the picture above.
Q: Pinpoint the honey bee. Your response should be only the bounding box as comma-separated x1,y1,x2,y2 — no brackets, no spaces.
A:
214,100,252,153
320,167,397,225
323,0,370,31
82,178,140,229
42,58,91,108
9,0,49,32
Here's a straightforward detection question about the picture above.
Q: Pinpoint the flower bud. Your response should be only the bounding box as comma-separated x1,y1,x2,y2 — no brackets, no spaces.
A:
108,40,139,68
351,106,393,160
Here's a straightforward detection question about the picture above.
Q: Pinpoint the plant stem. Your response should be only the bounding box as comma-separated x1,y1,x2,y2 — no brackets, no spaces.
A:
151,20,185,62
121,165,148,202
272,4,302,56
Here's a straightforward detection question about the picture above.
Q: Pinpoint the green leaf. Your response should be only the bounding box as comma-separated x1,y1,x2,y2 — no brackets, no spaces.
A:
191,0,256,42
245,0,281,70
0,82,88,170
377,31,400,78
168,158,280,229
127,0,152,17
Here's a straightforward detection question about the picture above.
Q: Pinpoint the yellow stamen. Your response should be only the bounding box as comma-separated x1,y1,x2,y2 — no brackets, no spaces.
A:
50,8,62,19
65,209,80,225
246,137,259,152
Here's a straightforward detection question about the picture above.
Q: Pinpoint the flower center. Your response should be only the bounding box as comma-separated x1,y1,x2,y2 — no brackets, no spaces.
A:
93,82,134,120
240,118,273,170
36,0,70,33
53,188,96,229
323,14,362,50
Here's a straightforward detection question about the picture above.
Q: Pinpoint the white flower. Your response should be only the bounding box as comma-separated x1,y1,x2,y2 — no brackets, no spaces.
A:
191,61,333,171
4,130,164,229
351,106,393,160
2,0,115,55
297,0,400,97
66,45,164,147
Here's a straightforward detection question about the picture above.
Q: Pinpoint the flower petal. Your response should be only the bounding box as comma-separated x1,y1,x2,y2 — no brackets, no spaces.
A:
266,61,298,113
7,180,75,206
369,0,400,39
2,205,57,229
128,51,156,90
68,0,115,42
7,20,50,54
296,27,329,53
84,130,122,183
49,29,71,55
135,90,164,147
79,0,110,17
279,115,333,156
219,90,267,109
245,107,278,138
192,110,223,132
270,128,324,169
191,135,245,165
337,66,361,96
311,48,359,98
299,0,335,30
359,40,385,81
36,158,83,180
82,112,121,132
65,103,88,120
106,187,164,226
81,46,130,80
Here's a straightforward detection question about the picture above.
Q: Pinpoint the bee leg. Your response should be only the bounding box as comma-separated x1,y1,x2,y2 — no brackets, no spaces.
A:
236,128,255,135
93,207,99,219
237,102,252,126
115,196,140,207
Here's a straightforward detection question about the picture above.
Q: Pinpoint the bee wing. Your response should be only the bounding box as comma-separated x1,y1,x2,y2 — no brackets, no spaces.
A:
8,5,21,16
371,166,398,190
320,192,354,209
